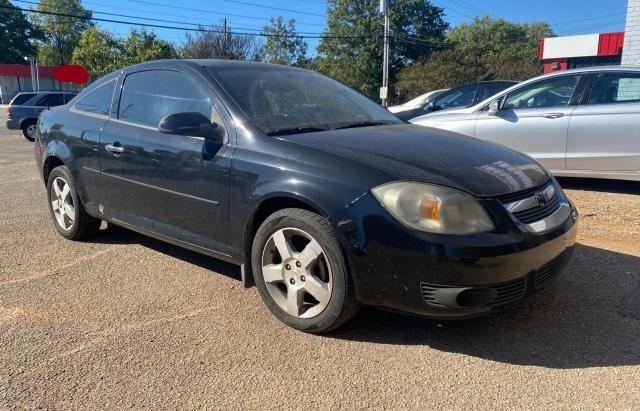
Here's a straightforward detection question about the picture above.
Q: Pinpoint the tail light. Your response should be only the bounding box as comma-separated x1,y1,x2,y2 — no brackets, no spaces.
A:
6,106,12,117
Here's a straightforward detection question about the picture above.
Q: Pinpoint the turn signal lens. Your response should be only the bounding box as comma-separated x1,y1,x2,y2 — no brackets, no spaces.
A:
372,182,495,235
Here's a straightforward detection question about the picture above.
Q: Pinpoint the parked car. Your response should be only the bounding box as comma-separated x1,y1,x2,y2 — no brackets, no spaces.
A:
387,89,448,114
411,67,640,182
6,91,76,141
35,60,577,333
395,81,518,121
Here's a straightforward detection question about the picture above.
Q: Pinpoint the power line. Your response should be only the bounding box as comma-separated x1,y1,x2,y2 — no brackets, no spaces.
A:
550,12,626,26
2,4,365,39
14,0,329,35
123,0,325,20
115,0,325,27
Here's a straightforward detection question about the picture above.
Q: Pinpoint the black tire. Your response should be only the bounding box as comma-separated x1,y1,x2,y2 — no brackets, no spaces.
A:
252,208,359,333
21,120,37,142
47,165,102,240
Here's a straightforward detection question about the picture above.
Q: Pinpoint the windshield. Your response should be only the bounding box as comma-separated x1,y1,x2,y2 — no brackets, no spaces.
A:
430,84,477,111
209,66,401,135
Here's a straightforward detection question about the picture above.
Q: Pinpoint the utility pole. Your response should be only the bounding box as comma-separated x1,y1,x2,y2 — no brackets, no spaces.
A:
380,0,390,107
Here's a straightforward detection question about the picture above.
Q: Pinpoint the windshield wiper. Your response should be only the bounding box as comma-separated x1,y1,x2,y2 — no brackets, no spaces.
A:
267,126,329,136
333,121,389,130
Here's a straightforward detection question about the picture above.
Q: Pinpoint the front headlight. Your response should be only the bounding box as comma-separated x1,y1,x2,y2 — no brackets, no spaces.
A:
372,182,495,235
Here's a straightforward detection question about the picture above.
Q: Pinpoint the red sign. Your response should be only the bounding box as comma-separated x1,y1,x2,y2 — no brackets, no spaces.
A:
53,65,89,84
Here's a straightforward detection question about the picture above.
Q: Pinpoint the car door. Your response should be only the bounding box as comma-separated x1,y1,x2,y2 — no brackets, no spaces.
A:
567,71,640,171
99,69,233,255
63,78,118,209
475,74,583,171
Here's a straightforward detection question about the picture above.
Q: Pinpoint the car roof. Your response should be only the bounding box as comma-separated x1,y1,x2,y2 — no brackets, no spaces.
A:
124,59,305,72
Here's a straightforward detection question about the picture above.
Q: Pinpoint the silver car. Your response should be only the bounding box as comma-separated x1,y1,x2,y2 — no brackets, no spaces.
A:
411,66,640,182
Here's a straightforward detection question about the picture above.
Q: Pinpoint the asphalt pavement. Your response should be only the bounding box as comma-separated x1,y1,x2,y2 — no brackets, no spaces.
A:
1,111,639,409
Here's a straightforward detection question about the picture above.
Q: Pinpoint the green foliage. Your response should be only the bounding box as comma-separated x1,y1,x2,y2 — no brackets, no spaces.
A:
396,48,487,99
396,17,554,101
121,29,178,66
71,28,122,81
70,28,178,81
318,0,448,99
32,0,93,65
0,0,42,63
261,17,308,66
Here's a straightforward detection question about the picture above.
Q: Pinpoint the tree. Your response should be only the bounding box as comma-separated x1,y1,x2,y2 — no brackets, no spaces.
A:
318,0,448,99
395,17,555,101
181,22,261,60
0,0,42,63
261,17,307,66
395,48,486,100
121,28,178,66
446,17,554,80
71,28,123,81
32,0,93,65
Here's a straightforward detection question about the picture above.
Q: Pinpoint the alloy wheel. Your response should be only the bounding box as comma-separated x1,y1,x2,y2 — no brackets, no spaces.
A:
50,176,75,231
26,124,36,139
261,227,333,319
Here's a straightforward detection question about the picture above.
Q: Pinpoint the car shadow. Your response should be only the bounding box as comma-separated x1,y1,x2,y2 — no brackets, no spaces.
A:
85,225,640,369
556,177,640,195
86,223,242,282
330,243,640,369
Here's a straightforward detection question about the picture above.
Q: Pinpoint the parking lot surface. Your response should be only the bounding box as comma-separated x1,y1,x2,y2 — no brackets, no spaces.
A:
1,112,639,409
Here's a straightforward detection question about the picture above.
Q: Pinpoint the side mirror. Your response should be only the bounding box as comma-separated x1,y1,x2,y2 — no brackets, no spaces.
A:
425,101,436,111
158,112,223,140
488,99,501,116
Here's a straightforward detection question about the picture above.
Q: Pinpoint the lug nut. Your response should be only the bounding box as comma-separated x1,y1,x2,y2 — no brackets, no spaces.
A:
289,278,295,285
300,276,305,282
285,264,291,270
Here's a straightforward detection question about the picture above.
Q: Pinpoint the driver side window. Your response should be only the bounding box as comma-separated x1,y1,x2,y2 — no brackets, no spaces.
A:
503,75,581,110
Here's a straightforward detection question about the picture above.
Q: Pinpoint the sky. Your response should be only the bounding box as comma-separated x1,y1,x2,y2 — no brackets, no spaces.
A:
11,0,631,55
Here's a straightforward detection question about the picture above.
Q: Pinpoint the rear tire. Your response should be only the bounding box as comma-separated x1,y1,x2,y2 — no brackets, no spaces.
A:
251,208,359,333
47,165,102,240
21,120,37,142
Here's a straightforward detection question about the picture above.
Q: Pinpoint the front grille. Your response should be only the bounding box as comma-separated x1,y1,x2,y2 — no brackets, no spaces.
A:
498,181,562,225
512,193,560,224
419,251,571,309
535,252,570,290
487,277,527,307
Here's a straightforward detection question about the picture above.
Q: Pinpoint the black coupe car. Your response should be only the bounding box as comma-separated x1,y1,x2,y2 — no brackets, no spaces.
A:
35,60,577,333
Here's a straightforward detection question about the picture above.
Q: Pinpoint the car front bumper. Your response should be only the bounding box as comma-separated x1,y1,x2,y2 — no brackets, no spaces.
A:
331,189,578,319
6,119,20,130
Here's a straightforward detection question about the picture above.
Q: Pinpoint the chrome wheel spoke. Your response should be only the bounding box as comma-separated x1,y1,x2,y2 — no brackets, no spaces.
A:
61,184,70,201
272,229,294,260
53,181,62,197
262,263,284,283
64,203,75,221
303,275,331,304
286,287,304,317
297,239,323,269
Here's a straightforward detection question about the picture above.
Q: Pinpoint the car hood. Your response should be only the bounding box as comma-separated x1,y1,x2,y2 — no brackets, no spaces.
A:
410,107,474,124
278,124,549,197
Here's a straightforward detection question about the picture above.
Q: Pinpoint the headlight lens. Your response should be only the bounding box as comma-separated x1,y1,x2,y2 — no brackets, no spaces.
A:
372,182,495,235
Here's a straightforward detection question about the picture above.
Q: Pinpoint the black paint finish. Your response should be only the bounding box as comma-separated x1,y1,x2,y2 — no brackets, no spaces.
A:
35,60,577,318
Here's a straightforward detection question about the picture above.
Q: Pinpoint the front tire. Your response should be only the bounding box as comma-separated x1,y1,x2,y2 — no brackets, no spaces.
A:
22,120,37,142
47,166,101,240
252,208,359,333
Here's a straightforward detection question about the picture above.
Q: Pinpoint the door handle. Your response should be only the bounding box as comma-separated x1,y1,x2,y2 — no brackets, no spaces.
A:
543,112,564,119
105,143,124,154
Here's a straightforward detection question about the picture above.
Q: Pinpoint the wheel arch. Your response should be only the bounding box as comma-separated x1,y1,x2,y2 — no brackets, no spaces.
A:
43,155,66,184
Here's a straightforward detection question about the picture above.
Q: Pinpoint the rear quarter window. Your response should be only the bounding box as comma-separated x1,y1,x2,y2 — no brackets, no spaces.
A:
10,94,36,106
